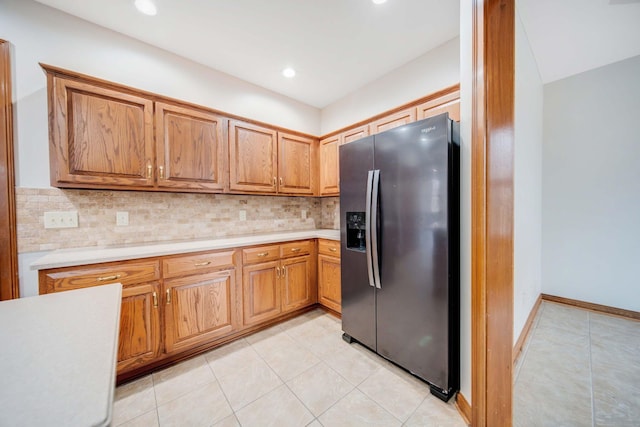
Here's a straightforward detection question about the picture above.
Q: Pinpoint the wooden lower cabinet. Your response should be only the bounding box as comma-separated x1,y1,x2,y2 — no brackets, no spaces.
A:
318,255,341,313
242,260,281,326
164,269,239,354
38,238,334,378
281,255,313,313
242,240,316,325
118,282,162,372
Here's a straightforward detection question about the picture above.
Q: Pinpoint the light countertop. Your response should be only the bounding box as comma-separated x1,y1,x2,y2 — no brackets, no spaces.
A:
31,229,340,270
0,284,122,427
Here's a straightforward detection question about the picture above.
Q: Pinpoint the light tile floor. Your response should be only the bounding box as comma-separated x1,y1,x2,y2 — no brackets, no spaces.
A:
513,301,640,427
112,309,467,426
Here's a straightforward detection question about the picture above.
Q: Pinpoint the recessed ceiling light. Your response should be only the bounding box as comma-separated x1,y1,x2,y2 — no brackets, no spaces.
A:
134,0,157,16
282,67,296,78
372,0,387,4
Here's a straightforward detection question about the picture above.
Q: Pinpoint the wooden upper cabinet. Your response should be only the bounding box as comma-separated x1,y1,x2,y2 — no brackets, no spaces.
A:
278,132,316,195
370,107,416,134
416,90,460,122
229,120,278,194
319,135,339,196
155,102,228,192
342,124,370,145
49,76,154,187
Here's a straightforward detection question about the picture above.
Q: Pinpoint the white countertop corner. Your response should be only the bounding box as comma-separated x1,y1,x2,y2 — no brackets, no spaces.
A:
0,283,122,427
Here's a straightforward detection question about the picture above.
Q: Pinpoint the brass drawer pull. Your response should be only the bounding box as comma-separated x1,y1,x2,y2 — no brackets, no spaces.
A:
257,252,269,257
194,261,211,267
97,274,121,282
290,248,301,253
329,247,337,253
279,177,283,186
166,289,171,304
276,267,280,278
152,292,158,308
159,165,165,179
273,177,276,187
146,163,153,179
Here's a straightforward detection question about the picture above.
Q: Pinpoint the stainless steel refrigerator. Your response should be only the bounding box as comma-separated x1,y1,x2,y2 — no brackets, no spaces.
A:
339,113,459,401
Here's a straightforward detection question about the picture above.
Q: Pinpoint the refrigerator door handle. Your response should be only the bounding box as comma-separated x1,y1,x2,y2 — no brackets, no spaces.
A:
371,170,382,289
365,170,375,287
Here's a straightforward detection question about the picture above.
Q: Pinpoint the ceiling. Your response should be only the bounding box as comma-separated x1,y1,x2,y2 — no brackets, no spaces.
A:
32,0,640,108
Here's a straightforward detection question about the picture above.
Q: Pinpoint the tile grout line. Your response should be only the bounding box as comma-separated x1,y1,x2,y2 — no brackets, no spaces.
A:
203,350,237,426
149,374,160,426
588,311,595,427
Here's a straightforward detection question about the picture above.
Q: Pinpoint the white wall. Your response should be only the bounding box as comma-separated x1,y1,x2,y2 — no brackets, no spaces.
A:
542,54,640,312
513,10,543,343
320,37,460,135
458,0,473,404
0,0,321,189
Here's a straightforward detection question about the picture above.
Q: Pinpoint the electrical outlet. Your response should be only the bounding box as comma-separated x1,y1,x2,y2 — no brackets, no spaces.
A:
44,211,78,229
116,211,129,226
239,210,247,221
301,209,307,219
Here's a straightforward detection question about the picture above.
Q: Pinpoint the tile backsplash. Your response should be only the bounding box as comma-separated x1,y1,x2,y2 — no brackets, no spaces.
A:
16,188,340,253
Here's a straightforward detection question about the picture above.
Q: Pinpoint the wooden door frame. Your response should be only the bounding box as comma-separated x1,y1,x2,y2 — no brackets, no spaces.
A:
471,1,515,426
0,39,19,300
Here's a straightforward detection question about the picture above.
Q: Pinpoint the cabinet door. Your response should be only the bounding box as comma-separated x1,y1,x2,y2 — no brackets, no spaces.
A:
164,270,238,354
229,120,278,193
416,91,460,122
318,255,341,313
155,102,228,191
242,261,281,325
278,132,316,195
118,282,162,373
319,135,339,196
49,77,154,187
370,107,416,134
342,124,370,145
281,255,313,313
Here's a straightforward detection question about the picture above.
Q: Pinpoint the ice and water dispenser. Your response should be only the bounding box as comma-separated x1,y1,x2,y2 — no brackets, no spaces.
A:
346,212,366,251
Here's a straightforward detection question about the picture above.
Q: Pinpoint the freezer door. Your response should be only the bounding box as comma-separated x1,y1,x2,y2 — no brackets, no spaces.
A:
373,116,452,390
339,136,376,350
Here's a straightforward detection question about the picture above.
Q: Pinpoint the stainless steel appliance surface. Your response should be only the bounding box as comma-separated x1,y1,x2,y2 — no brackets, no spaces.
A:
339,113,459,402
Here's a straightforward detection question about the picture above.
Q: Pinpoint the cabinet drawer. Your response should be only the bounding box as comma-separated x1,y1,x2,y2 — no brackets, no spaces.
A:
163,250,236,279
243,245,280,264
43,260,160,293
280,240,312,258
318,239,340,257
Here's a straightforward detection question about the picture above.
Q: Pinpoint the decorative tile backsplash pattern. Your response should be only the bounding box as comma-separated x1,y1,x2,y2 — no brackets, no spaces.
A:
16,188,343,253
321,197,340,230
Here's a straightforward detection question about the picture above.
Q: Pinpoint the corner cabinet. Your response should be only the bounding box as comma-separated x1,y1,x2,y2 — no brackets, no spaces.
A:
48,75,155,188
278,133,316,195
319,135,340,196
155,102,228,192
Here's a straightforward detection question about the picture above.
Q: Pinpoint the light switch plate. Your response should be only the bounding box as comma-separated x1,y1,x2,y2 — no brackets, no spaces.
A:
116,211,129,226
301,209,307,219
239,210,247,221
44,211,78,229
